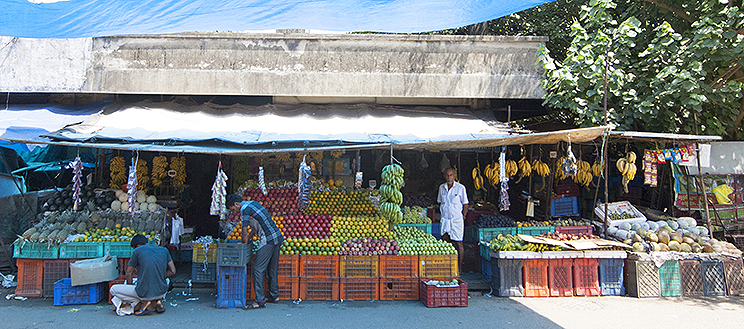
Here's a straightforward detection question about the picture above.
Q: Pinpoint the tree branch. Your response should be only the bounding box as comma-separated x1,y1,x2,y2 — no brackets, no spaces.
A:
643,0,694,23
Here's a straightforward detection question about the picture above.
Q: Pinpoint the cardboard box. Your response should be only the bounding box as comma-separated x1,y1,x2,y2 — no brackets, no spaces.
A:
70,256,119,286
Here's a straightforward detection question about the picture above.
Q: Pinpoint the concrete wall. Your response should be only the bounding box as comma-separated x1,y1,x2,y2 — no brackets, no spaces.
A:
0,32,547,99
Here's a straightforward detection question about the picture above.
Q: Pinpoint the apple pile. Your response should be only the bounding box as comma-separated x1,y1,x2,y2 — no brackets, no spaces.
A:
338,238,400,256
281,214,332,239
243,188,299,216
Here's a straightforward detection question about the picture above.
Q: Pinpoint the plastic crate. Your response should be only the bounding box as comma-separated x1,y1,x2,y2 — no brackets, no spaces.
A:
419,254,458,278
517,226,555,236
340,255,379,278
299,255,340,278
573,258,600,296
117,258,139,276
419,279,468,307
594,201,646,227
551,196,579,216
702,260,727,297
555,183,580,197
104,242,134,258
626,260,660,298
217,243,252,267
379,255,418,278
523,259,549,297
723,258,744,296
679,259,704,297
107,276,137,304
480,243,492,261
380,277,419,300
13,241,59,259
659,260,681,297
277,278,300,301
15,259,43,297
474,227,517,243
598,258,625,296
548,259,573,297
432,223,441,239
555,226,593,236
481,256,492,282
43,259,71,298
59,242,104,259
192,243,217,263
491,258,523,297
299,277,340,300
395,224,432,235
278,254,300,279
53,278,106,306
216,265,247,308
340,278,379,300
192,262,217,283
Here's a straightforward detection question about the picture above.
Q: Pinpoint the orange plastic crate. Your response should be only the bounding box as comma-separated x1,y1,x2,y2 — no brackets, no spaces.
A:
299,277,340,300
380,255,419,278
573,258,600,296
15,259,43,298
278,254,300,279
247,275,298,301
299,255,339,278
523,259,549,297
380,277,419,300
548,259,574,297
340,255,379,278
419,278,468,307
419,255,458,278
340,278,379,300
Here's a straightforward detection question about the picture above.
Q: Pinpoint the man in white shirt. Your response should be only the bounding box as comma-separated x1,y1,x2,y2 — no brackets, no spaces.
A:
437,167,468,271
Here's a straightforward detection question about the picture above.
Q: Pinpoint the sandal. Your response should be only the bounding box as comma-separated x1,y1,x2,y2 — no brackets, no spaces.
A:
155,300,165,314
266,296,278,303
134,308,153,316
245,302,266,310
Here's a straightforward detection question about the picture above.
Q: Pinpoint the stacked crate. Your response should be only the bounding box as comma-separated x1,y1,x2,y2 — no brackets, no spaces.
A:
339,255,379,300
379,255,419,301
298,255,340,300
191,243,217,284
216,243,251,308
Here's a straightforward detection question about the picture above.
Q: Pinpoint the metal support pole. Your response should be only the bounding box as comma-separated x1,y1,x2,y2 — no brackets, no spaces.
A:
695,142,714,236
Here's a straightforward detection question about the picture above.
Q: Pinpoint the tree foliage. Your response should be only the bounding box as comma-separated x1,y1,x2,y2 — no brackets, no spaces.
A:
538,0,744,139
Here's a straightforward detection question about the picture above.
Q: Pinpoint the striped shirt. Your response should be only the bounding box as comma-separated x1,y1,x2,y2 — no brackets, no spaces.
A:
240,200,284,245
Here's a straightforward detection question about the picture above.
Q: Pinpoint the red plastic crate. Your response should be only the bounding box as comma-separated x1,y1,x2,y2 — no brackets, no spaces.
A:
380,277,419,300
573,258,600,296
15,259,43,298
299,255,339,278
43,260,71,298
723,258,744,296
523,259,549,297
549,259,574,297
340,255,379,278
380,255,419,278
419,255,458,278
117,258,138,277
679,259,704,297
107,275,138,304
340,278,379,300
555,226,593,235
299,277,340,300
419,279,468,307
278,254,300,279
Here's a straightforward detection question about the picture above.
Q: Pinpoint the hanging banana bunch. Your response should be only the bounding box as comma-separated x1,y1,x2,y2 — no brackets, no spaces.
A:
616,151,637,193
472,161,487,192
555,156,567,181
505,159,518,178
109,156,127,189
591,160,604,177
484,161,500,187
573,160,593,187
151,155,168,187
532,159,550,192
514,156,532,184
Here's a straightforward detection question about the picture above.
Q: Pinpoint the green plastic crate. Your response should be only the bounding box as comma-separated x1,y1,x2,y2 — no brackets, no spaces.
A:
480,244,491,260
659,260,681,297
104,242,134,258
517,226,555,236
59,242,104,259
474,227,517,242
13,240,59,259
394,224,432,235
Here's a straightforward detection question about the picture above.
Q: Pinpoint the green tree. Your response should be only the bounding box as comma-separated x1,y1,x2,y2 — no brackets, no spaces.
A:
538,0,744,139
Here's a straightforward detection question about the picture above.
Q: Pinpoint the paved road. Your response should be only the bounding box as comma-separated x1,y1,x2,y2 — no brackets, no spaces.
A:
2,286,743,329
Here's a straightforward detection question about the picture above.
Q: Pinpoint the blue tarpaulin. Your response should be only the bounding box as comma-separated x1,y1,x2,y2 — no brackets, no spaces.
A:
0,0,554,38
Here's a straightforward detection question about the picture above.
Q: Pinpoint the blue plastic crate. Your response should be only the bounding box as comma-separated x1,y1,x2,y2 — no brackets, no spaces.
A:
431,223,441,239
551,196,579,217
599,258,624,296
216,265,247,309
702,260,727,296
481,256,492,282
53,278,105,306
192,263,217,283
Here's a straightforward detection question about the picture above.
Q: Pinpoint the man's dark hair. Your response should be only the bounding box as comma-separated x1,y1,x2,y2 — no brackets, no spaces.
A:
226,194,243,207
131,234,148,249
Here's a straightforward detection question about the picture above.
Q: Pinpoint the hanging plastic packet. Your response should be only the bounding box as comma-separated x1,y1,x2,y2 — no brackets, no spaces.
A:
498,148,510,211
210,161,229,219
298,155,311,210
562,146,578,176
259,166,268,196
671,148,682,163
126,155,139,214
70,155,83,211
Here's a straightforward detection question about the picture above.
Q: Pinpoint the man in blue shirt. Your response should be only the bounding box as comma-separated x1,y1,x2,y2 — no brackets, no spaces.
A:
227,194,284,309
109,234,175,316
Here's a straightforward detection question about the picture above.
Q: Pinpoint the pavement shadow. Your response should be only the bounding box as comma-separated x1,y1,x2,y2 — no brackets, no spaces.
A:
654,295,744,310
